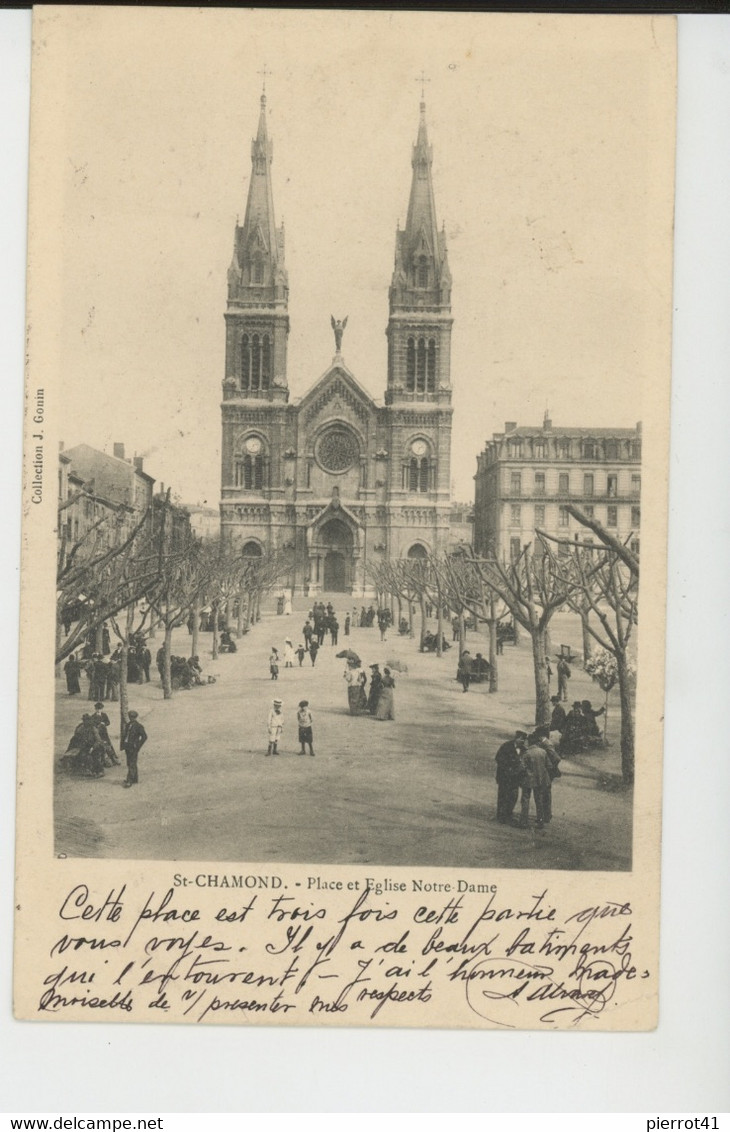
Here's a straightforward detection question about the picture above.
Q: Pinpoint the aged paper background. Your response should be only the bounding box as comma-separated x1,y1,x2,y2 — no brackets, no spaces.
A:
15,6,675,1036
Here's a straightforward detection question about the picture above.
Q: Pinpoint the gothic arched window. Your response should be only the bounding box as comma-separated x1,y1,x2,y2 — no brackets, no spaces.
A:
416,337,427,393
427,339,436,391
240,335,250,390
261,335,271,390
406,338,416,392
419,456,429,492
417,257,429,288
251,335,261,391
252,258,264,285
407,457,430,493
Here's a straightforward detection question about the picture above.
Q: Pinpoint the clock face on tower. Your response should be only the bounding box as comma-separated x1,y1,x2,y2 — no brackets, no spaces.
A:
411,439,427,457
244,436,262,455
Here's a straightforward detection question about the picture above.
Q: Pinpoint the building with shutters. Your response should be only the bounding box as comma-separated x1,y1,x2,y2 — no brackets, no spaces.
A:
473,416,642,562
219,91,456,595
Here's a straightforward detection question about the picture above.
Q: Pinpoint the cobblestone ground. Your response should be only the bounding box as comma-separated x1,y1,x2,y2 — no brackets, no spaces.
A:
54,599,632,870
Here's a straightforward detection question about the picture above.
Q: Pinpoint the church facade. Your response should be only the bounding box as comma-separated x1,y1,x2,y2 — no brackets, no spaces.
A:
220,93,455,595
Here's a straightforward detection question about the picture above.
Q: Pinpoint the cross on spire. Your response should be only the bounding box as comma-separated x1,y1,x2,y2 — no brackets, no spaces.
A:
258,63,272,95
416,69,430,100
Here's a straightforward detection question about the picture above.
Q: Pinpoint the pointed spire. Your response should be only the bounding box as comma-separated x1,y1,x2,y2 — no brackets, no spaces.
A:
230,88,287,300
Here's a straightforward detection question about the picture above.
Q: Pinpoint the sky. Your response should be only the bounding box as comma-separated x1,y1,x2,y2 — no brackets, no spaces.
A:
44,9,675,506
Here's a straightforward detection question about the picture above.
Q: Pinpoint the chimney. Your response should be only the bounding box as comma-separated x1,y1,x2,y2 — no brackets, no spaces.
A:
636,421,642,434
505,421,517,434
133,456,144,473
113,443,125,460
543,409,552,431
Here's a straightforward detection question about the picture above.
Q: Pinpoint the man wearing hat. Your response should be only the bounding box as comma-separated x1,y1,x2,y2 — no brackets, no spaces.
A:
121,710,147,787
92,702,121,767
550,696,566,734
556,655,571,702
560,702,587,756
267,699,284,756
495,731,528,824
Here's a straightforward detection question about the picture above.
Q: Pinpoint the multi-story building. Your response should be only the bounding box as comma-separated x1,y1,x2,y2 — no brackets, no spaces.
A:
62,442,155,516
219,91,455,595
474,416,642,561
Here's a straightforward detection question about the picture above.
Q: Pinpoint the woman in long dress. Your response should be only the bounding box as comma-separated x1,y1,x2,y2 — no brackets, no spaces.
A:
64,653,82,695
374,667,395,721
344,660,367,715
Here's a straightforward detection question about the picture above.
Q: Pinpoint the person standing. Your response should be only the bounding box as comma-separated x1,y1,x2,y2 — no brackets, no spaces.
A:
309,639,320,667
367,664,383,714
330,617,339,646
374,667,395,720
266,699,283,756
344,660,366,715
519,734,553,829
297,700,315,756
140,643,151,683
283,639,294,668
344,614,350,637
495,731,527,824
64,653,82,696
556,655,571,702
457,649,471,693
550,696,567,734
269,647,280,681
92,703,121,767
296,643,306,667
121,710,147,788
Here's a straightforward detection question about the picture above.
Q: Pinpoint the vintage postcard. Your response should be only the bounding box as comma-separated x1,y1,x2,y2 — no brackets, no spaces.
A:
15,8,676,1029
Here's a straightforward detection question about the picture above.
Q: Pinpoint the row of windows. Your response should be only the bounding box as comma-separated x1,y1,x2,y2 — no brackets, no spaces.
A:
509,471,641,497
405,337,437,393
506,437,641,460
509,536,640,560
508,503,641,528
239,334,271,391
232,454,434,494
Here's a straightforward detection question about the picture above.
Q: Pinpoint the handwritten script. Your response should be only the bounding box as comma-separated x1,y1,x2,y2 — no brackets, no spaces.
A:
23,873,652,1028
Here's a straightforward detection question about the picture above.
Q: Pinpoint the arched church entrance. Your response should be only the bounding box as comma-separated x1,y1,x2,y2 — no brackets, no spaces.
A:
319,518,353,593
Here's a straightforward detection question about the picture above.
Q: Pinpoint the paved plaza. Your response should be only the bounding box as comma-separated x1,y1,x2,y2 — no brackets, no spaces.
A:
54,600,633,870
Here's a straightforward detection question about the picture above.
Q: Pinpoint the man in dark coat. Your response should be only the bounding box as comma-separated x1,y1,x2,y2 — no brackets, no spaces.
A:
495,731,527,823
309,639,320,666
139,644,151,683
92,703,121,766
550,695,567,734
556,656,571,702
367,664,382,714
121,710,147,787
560,702,587,755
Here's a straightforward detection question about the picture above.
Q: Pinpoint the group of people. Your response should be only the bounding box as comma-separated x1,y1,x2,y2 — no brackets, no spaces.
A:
266,698,315,757
343,659,396,720
60,702,147,788
63,636,152,701
494,727,562,830
550,697,604,755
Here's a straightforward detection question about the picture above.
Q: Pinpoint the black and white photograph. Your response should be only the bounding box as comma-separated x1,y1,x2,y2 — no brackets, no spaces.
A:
43,11,672,872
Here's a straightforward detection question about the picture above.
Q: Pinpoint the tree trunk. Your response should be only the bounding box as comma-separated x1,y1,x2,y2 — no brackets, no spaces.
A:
212,602,219,660
436,582,443,658
119,639,130,741
513,619,521,645
55,616,64,679
581,607,593,666
236,593,244,638
396,595,402,629
616,651,635,784
531,627,551,727
162,625,173,700
458,610,466,656
418,593,427,651
408,598,414,638
192,594,200,657
488,593,498,693
225,597,232,630
95,622,104,654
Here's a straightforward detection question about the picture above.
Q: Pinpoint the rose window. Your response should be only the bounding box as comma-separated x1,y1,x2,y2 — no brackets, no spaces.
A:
317,428,359,473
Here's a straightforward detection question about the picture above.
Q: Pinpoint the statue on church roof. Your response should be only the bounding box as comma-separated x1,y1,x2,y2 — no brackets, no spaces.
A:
330,314,348,354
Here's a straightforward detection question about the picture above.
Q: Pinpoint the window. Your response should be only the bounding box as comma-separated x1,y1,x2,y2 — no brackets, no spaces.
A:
408,457,429,493
559,506,569,527
534,440,546,459
510,504,521,526
417,258,429,288
607,505,618,527
252,259,264,285
236,454,265,490
631,506,640,527
631,473,641,496
559,439,571,459
427,340,436,392
510,537,521,562
584,504,594,519
583,439,597,459
508,439,523,458
406,337,416,391
583,473,594,496
607,474,618,498
558,472,569,494
510,472,522,496
534,504,545,527
605,440,618,459
535,472,546,495
631,441,642,459
558,541,570,557
631,539,640,556
240,333,271,392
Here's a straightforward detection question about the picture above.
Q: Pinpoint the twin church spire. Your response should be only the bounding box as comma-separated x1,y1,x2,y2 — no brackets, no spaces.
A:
225,90,452,403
